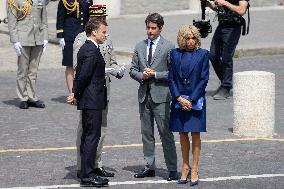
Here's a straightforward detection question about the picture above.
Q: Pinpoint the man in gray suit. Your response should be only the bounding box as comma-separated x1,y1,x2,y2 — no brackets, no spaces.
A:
129,13,178,181
68,4,126,178
7,0,48,109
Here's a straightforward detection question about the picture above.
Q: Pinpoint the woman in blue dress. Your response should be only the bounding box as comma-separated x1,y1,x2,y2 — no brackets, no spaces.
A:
168,25,209,186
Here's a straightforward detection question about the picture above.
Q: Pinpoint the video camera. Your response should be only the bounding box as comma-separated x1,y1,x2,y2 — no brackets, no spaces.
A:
193,0,212,38
193,0,250,36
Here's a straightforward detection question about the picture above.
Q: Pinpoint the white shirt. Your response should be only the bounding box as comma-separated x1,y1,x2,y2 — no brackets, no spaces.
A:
87,37,99,48
147,36,160,62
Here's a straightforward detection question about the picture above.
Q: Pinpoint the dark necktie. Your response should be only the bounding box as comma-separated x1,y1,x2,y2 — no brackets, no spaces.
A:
148,41,154,66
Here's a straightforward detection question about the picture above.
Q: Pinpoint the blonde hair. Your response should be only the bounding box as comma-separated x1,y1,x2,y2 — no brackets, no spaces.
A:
177,24,201,50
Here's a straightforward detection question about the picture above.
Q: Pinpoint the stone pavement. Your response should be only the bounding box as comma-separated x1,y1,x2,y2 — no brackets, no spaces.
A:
0,54,284,188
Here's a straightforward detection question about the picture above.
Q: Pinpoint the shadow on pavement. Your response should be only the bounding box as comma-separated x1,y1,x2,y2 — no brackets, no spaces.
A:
51,95,66,103
64,165,79,180
2,98,18,107
104,166,117,173
206,90,216,97
123,165,144,173
123,165,169,179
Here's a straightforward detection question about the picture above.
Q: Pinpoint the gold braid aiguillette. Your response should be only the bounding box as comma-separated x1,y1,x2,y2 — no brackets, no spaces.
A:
62,0,80,18
7,0,32,21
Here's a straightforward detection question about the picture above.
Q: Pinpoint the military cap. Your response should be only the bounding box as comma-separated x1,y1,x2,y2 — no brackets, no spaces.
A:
89,4,108,17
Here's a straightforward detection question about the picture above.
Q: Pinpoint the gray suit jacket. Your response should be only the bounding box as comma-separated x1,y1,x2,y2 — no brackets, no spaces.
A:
129,36,174,104
73,32,120,100
7,0,48,46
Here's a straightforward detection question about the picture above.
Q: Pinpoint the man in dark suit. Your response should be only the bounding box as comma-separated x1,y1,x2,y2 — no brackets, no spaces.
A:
72,5,125,178
129,13,178,181
70,19,109,187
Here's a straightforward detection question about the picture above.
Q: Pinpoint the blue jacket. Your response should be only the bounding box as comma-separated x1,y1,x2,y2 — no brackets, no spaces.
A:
168,48,209,104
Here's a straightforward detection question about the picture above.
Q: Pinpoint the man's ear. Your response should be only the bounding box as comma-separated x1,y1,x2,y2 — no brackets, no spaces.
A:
91,30,97,37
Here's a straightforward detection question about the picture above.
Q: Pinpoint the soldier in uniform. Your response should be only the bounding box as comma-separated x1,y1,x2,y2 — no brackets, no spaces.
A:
7,0,48,109
68,4,126,178
56,0,93,96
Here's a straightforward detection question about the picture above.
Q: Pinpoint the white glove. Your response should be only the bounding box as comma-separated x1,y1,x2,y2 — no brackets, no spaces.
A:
105,68,116,76
59,38,65,49
117,65,126,77
13,42,22,56
43,40,48,53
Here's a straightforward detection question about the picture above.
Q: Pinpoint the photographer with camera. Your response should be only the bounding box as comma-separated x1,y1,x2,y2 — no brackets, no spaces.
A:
205,0,249,100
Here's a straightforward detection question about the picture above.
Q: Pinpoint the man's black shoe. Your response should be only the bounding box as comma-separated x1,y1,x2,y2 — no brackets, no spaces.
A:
80,176,109,187
19,101,28,109
213,87,230,100
27,100,45,108
167,171,178,181
134,169,155,178
94,167,115,177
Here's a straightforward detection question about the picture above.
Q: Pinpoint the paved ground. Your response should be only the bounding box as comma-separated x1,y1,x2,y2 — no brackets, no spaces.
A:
0,53,284,188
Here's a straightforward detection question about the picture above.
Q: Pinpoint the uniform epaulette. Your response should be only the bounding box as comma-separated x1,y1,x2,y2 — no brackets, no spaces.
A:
7,0,32,21
62,0,80,18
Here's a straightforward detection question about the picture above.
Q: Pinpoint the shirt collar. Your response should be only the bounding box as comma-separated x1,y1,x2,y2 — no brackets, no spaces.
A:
87,37,99,48
148,35,160,46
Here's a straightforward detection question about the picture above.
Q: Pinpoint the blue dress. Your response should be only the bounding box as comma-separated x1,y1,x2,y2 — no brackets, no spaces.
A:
168,48,209,132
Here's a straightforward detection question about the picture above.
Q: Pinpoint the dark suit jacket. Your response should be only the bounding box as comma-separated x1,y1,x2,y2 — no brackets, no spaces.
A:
56,0,93,41
73,40,107,110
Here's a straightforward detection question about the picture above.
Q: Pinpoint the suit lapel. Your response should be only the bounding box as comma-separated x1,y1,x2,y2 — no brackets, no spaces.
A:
187,50,202,76
150,38,162,67
149,36,164,67
141,39,148,67
176,50,183,79
187,51,197,78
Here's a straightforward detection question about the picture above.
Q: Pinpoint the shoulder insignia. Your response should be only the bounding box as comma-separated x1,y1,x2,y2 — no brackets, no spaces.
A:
62,0,80,18
7,0,32,20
